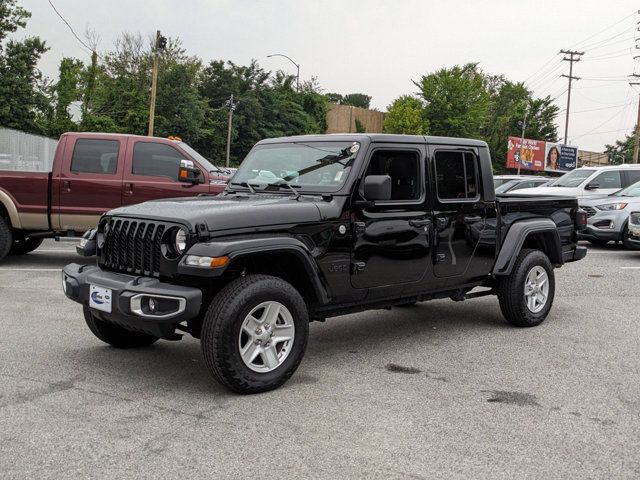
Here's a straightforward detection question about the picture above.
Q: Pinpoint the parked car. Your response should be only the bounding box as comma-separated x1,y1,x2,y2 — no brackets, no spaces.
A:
0,132,230,261
627,211,640,247
515,164,640,199
495,177,550,194
579,181,640,248
493,175,533,189
62,133,587,394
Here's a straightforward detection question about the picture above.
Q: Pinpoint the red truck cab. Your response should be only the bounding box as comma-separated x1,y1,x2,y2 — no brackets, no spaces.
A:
0,132,231,260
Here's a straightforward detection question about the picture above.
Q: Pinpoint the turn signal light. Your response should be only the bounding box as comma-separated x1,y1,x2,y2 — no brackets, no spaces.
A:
184,255,230,268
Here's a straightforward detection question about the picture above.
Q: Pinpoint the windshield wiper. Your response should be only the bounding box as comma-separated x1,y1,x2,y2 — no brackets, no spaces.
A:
230,181,257,194
274,180,301,200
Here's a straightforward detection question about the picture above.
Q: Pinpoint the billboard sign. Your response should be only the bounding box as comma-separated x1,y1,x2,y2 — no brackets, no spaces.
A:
544,142,578,172
506,136,545,171
507,136,578,172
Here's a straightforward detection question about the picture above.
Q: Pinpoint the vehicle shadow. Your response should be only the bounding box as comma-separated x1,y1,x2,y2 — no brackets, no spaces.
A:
1,251,83,268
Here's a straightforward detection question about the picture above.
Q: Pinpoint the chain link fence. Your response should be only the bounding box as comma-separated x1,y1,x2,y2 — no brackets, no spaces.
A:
0,127,58,172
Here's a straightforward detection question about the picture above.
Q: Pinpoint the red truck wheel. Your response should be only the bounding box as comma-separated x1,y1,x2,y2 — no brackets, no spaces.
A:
0,217,13,261
9,237,43,256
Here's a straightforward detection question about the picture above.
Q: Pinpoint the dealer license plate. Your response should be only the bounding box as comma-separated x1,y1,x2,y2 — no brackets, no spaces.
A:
89,285,112,313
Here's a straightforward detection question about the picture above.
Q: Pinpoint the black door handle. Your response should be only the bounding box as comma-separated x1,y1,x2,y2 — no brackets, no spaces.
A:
463,215,482,225
409,218,432,228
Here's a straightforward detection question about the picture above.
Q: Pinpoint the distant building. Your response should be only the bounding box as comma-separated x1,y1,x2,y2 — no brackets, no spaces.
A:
578,150,608,167
326,104,385,134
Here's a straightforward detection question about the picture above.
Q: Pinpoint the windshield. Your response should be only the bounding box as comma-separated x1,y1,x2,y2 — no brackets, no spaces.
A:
612,180,640,197
231,142,359,192
548,169,594,188
178,142,221,173
493,178,515,188
495,180,519,193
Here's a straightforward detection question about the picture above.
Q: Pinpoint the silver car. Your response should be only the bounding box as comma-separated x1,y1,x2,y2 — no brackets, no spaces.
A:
579,181,640,249
628,211,640,247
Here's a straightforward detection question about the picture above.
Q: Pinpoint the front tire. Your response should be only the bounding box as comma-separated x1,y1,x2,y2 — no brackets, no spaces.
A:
622,224,640,250
83,307,158,348
201,274,309,394
0,217,13,261
9,236,43,255
497,249,555,327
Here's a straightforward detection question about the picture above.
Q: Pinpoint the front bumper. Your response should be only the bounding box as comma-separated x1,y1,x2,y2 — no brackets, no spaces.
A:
62,263,202,339
578,209,627,241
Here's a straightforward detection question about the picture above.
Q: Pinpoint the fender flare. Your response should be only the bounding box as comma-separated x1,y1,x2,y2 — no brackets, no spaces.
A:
0,189,21,229
493,218,562,276
178,236,330,305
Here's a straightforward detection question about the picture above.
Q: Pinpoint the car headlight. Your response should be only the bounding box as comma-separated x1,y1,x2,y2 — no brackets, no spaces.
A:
174,228,188,253
595,203,628,211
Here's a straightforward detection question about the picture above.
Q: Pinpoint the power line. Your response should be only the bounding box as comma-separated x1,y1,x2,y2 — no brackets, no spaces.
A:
47,0,93,53
560,49,584,144
570,11,637,49
569,103,631,141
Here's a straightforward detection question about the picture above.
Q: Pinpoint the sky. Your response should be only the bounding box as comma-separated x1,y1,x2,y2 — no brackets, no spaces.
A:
19,0,640,152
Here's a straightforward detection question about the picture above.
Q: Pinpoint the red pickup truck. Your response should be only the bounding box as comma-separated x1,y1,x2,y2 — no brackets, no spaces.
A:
0,132,231,260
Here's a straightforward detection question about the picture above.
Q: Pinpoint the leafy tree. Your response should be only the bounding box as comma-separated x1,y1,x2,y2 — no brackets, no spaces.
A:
416,63,490,138
325,92,343,104
342,93,371,109
605,131,634,165
42,57,83,137
383,95,427,135
0,0,48,133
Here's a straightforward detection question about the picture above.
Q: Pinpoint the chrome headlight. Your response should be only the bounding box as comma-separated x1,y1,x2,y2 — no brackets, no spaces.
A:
174,228,188,254
595,203,628,211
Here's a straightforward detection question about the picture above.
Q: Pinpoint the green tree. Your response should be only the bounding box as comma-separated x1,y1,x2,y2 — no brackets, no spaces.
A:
0,0,49,133
605,131,634,165
342,93,371,109
416,63,490,138
383,95,427,135
42,57,83,136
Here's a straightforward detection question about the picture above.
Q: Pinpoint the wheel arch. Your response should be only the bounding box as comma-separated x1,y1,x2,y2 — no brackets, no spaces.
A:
493,219,563,276
0,189,21,229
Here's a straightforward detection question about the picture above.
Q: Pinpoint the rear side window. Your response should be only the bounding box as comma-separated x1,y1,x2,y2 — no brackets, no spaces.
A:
434,151,479,200
70,139,119,174
625,169,640,186
132,143,184,181
593,170,621,189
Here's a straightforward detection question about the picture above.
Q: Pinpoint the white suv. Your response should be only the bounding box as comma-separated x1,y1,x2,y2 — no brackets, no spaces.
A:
514,165,640,199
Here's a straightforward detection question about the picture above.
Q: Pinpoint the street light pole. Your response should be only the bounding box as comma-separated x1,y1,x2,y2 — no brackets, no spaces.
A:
517,103,530,175
267,53,300,91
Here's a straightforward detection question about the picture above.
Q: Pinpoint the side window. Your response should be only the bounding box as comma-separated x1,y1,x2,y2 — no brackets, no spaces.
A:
132,142,184,181
626,170,640,186
593,170,621,189
434,150,479,200
70,139,119,174
365,150,421,201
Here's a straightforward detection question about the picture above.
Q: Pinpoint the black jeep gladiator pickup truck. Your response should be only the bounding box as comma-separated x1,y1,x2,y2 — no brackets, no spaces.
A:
63,134,587,394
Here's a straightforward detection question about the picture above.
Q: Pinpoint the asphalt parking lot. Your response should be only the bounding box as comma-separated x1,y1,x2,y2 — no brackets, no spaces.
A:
1,240,639,479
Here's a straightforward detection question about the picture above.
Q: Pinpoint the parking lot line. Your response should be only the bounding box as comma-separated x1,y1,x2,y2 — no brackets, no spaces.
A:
620,266,640,270
0,268,61,272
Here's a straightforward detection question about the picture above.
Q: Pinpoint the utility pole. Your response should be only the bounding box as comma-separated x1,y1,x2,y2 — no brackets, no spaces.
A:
148,30,167,136
560,49,584,145
630,78,640,164
517,103,530,175
225,94,238,168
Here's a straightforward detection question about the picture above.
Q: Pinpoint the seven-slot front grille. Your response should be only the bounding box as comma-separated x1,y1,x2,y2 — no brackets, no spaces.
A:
101,219,167,277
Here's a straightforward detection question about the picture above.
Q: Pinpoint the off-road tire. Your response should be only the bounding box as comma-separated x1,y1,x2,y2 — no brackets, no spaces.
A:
201,274,309,394
83,306,158,348
587,239,609,246
497,249,555,328
0,217,13,261
9,237,43,255
622,224,640,250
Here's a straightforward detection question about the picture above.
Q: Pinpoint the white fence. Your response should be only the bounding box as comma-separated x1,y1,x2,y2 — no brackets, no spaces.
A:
0,127,58,172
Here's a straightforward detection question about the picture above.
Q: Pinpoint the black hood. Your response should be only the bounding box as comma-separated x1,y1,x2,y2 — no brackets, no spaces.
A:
107,194,326,231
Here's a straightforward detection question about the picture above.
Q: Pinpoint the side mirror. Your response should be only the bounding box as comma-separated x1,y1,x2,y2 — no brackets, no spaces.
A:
585,182,600,190
363,175,392,201
179,159,202,184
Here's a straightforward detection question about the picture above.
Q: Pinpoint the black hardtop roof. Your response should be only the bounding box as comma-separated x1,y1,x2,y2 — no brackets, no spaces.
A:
257,133,488,148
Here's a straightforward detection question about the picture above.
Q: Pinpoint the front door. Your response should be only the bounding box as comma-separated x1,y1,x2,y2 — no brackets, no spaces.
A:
351,145,432,290
121,139,210,205
429,146,490,281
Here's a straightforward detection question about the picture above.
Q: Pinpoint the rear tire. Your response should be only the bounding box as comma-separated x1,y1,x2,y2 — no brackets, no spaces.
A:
0,217,12,261
83,306,158,348
201,274,309,394
9,237,43,255
497,249,555,328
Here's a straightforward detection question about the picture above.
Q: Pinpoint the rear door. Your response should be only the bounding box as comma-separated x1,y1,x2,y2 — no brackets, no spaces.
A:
121,139,210,205
428,145,492,281
56,136,125,231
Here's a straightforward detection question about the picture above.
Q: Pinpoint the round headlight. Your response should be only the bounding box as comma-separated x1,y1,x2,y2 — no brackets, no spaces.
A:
174,228,187,253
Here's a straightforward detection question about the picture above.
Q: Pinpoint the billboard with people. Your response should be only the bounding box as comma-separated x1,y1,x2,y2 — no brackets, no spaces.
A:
507,136,577,173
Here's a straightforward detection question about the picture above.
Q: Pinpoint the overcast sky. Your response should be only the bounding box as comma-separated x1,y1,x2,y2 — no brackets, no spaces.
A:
19,0,640,152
